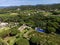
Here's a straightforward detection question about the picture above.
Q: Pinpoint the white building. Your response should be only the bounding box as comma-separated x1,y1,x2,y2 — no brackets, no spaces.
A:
18,24,31,32
0,22,8,28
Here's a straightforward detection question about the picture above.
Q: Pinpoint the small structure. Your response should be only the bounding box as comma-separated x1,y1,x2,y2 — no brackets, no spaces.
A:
35,27,45,33
9,22,19,28
17,8,21,11
0,22,8,28
18,24,31,32
28,13,31,16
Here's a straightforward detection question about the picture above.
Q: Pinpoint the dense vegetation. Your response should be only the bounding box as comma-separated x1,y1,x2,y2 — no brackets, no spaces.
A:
0,4,60,45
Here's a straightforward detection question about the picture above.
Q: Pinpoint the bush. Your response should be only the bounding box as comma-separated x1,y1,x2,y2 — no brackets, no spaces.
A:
0,27,10,38
15,38,29,45
0,38,7,45
8,37,16,45
30,35,40,45
10,27,19,36
47,26,56,33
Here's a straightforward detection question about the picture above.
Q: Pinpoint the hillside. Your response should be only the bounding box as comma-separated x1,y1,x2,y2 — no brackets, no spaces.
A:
0,6,7,9
2,3,60,10
0,4,60,45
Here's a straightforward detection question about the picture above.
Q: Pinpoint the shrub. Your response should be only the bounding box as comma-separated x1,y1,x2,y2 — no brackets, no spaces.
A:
30,35,40,45
47,26,56,33
0,38,7,45
0,27,10,38
10,27,19,36
15,38,29,45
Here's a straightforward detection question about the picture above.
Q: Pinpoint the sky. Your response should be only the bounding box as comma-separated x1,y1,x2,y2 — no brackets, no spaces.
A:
0,0,60,6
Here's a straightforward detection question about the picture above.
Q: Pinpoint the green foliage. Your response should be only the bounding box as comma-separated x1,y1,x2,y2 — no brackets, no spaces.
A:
10,27,19,36
8,37,16,45
0,4,60,45
0,27,10,38
29,32,60,45
15,38,29,45
47,26,56,33
30,35,40,45
0,38,7,45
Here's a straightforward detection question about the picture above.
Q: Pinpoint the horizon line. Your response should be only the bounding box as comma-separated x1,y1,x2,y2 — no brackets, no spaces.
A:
0,3,60,7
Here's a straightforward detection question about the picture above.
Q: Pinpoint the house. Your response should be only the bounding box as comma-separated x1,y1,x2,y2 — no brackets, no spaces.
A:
17,8,21,11
0,22,8,28
18,24,31,32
